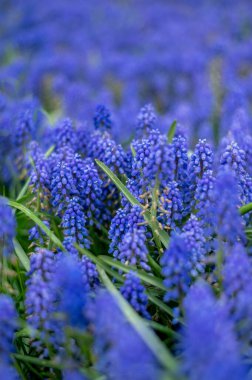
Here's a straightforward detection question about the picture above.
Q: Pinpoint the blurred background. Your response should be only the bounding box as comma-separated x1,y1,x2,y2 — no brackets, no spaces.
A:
0,0,252,179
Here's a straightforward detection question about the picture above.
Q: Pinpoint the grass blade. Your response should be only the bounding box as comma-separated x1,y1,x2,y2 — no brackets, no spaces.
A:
240,202,252,216
147,320,179,338
45,145,55,158
8,200,64,250
99,255,166,291
13,354,62,369
13,238,30,271
96,159,140,206
16,178,31,201
98,268,178,374
148,294,184,324
167,120,177,143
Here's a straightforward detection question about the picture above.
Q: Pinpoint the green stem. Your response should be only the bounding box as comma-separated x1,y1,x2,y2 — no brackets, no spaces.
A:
216,247,223,288
147,254,162,275
239,202,252,216
150,177,163,252
16,178,30,201
147,320,179,338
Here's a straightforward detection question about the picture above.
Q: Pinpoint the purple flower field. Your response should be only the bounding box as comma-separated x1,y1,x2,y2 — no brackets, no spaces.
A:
1,1,252,379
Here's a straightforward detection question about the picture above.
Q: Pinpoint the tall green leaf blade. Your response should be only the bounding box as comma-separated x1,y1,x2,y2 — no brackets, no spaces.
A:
13,238,30,271
240,202,252,216
16,178,31,201
98,268,178,375
13,354,63,370
8,200,64,250
75,245,123,282
99,255,166,291
167,120,177,143
95,159,140,206
148,294,184,324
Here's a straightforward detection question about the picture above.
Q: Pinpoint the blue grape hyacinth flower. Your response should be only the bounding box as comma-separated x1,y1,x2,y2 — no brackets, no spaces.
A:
0,197,16,256
94,104,112,131
0,295,18,380
120,271,150,319
136,104,157,137
91,291,162,380
181,280,246,380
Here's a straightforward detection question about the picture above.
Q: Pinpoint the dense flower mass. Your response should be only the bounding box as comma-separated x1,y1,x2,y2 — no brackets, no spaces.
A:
25,249,61,356
222,244,252,352
0,198,16,256
0,295,18,377
91,291,162,380
94,104,112,131
120,271,150,319
61,196,90,248
136,104,157,137
161,234,193,303
53,254,88,329
182,281,245,380
117,228,150,271
1,0,252,379
211,169,245,245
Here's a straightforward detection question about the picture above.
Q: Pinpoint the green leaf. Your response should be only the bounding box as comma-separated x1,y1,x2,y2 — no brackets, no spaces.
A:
150,214,170,248
16,178,31,201
239,202,252,216
167,120,177,143
45,144,55,158
98,268,178,374
95,160,169,248
16,191,34,205
148,294,184,324
96,159,140,206
15,327,32,339
148,253,162,275
13,354,62,369
99,255,167,291
130,144,136,157
8,200,64,250
146,320,178,338
13,238,30,271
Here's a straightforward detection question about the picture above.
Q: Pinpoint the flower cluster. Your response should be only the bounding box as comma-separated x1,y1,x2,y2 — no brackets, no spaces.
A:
61,197,90,248
120,271,150,319
94,104,112,131
211,169,245,245
182,281,245,380
1,1,252,379
158,181,184,228
222,244,252,350
91,291,162,380
0,198,16,256
0,295,18,380
161,234,193,303
25,249,60,356
117,228,150,271
53,255,88,329
136,104,157,137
